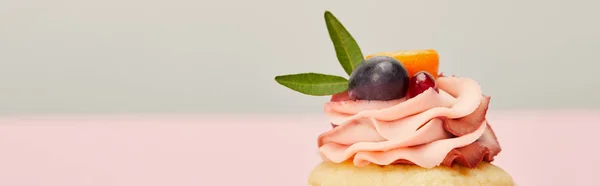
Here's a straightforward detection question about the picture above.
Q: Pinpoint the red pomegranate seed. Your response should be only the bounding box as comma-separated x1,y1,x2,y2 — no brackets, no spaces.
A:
407,71,438,98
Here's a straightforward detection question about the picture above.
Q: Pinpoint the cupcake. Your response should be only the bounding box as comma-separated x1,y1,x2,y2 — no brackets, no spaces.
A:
275,11,514,186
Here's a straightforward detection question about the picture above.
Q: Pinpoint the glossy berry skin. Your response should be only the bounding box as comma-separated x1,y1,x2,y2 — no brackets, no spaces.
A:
407,71,438,98
348,56,410,101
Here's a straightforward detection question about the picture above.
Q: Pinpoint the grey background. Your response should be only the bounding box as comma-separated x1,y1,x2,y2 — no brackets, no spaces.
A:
1,0,599,115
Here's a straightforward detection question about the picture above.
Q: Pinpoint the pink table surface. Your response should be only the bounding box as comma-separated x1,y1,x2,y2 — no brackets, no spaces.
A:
0,110,599,186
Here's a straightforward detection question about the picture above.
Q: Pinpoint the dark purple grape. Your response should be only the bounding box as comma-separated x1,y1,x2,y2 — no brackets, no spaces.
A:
407,71,437,98
348,56,409,101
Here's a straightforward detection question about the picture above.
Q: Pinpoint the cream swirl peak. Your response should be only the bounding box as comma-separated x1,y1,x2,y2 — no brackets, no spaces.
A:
318,76,502,169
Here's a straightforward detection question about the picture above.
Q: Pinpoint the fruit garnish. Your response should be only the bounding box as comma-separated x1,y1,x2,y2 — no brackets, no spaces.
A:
274,11,363,96
407,71,437,99
274,11,441,99
366,49,439,79
348,56,409,101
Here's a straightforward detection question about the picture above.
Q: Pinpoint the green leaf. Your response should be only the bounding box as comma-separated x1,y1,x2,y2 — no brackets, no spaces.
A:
324,11,364,76
274,73,348,96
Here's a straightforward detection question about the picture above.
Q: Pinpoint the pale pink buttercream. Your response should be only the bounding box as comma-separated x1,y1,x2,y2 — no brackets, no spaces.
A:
318,77,489,168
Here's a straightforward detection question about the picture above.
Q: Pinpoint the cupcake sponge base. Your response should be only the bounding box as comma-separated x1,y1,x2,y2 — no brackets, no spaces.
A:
308,161,514,186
